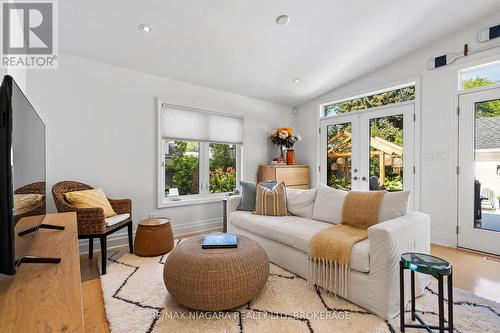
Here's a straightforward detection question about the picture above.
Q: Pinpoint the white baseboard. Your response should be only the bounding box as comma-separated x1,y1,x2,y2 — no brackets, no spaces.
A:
431,231,451,247
79,218,223,254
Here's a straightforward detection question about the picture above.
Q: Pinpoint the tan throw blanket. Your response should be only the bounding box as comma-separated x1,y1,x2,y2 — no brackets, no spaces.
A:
308,191,385,297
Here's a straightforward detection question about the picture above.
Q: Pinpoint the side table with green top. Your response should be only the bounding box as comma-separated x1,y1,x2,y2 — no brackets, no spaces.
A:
400,252,453,333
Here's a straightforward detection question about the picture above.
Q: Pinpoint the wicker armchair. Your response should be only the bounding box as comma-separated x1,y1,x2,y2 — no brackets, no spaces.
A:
14,182,46,223
52,181,133,275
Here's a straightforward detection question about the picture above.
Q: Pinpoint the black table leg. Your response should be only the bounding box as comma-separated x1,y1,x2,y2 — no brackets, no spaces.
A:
411,270,416,321
448,272,453,333
400,260,405,332
127,223,134,254
438,275,445,333
100,236,107,275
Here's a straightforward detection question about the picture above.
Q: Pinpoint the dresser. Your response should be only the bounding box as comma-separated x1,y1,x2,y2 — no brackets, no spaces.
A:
258,164,310,189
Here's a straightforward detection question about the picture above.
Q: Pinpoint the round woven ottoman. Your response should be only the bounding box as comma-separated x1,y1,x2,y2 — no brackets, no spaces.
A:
134,218,174,257
163,235,269,311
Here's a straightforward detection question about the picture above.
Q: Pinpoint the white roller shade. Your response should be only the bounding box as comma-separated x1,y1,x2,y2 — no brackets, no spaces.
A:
162,104,243,144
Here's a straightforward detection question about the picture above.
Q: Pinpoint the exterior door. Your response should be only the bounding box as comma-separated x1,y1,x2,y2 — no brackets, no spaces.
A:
458,87,500,255
321,103,415,204
358,104,415,202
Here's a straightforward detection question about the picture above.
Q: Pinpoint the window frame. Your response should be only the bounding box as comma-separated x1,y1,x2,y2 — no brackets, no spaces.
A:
157,101,243,208
320,82,416,118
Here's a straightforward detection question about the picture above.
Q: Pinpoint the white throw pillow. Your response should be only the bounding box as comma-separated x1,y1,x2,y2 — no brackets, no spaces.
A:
311,185,410,224
312,184,348,224
286,188,317,219
379,191,410,222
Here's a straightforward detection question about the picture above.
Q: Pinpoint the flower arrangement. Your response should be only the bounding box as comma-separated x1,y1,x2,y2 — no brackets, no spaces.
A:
269,127,302,149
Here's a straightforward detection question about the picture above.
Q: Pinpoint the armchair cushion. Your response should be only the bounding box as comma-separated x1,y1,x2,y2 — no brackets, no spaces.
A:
105,213,131,227
64,188,117,218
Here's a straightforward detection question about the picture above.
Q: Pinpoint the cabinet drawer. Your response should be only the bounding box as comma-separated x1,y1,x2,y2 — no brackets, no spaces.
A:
275,167,309,186
286,185,310,189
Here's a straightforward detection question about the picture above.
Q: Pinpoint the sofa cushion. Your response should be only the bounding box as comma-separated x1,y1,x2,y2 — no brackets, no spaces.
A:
379,191,410,222
229,211,370,273
312,184,410,224
238,180,277,211
286,187,317,218
312,184,347,224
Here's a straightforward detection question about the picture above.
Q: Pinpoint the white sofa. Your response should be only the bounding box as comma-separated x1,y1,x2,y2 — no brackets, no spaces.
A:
225,187,430,320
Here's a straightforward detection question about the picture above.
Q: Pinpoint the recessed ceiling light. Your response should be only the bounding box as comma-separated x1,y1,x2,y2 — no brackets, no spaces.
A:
276,15,290,25
292,78,300,83
139,24,152,32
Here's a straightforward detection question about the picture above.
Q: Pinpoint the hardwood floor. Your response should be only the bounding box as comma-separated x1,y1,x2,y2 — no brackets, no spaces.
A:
431,245,500,302
81,244,500,332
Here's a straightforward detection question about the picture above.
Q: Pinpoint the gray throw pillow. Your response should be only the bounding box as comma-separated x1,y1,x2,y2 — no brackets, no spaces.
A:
238,180,277,211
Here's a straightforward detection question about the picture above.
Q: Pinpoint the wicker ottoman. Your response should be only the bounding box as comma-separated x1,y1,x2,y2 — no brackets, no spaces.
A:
163,234,269,311
134,218,174,257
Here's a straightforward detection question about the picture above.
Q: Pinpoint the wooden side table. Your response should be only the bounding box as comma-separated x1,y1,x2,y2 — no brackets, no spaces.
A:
134,218,174,257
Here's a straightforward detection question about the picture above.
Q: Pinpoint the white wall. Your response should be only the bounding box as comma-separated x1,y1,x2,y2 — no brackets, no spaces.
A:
26,53,293,247
295,12,500,246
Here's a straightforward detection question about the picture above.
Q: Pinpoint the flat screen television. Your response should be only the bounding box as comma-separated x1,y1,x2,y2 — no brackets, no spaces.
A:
0,75,47,275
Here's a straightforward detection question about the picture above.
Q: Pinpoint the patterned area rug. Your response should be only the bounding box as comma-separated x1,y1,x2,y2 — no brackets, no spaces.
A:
100,240,500,333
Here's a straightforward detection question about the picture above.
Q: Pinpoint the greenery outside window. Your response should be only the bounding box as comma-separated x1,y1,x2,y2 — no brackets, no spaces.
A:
323,85,415,117
159,102,243,206
209,143,237,193
459,61,500,91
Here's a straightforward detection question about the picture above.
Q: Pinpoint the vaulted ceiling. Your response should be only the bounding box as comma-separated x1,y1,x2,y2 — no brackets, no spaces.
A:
59,0,500,106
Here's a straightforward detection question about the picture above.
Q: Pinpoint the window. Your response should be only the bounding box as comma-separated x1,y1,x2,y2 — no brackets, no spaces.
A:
159,103,243,206
323,84,415,117
459,61,500,91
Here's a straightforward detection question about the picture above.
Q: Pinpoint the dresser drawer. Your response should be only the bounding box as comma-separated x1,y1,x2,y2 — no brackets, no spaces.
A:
275,167,309,186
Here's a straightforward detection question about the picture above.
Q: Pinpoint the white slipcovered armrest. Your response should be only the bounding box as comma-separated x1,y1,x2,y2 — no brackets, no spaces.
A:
368,211,430,271
367,211,431,318
225,195,242,217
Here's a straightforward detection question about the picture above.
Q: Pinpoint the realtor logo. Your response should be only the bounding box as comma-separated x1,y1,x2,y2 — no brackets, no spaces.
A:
1,0,58,68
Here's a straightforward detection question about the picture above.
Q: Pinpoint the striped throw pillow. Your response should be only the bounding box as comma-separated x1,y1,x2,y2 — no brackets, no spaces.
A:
255,182,288,216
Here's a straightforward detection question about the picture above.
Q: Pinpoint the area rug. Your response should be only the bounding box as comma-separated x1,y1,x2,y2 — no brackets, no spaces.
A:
100,241,500,333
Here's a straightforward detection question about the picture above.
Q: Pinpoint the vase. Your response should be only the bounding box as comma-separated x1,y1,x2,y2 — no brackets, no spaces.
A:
286,149,295,165
280,145,286,159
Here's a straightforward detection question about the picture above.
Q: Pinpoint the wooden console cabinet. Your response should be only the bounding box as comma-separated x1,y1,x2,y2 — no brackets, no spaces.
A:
258,164,310,189
0,212,84,332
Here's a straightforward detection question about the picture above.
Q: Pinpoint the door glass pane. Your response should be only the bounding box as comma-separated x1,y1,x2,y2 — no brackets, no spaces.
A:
474,98,500,232
209,143,237,193
164,140,200,196
369,115,403,191
327,123,352,190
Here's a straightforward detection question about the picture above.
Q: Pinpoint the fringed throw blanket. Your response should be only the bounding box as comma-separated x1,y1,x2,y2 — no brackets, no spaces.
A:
308,191,385,297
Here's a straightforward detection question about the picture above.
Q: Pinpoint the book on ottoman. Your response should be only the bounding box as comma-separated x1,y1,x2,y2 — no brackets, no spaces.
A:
202,233,238,249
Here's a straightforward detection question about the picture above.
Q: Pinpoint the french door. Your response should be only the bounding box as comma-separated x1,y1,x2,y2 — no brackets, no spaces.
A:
458,87,500,255
320,103,415,206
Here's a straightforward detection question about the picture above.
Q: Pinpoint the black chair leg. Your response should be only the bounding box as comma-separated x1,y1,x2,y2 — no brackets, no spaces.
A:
127,223,134,254
89,237,93,259
100,236,107,275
